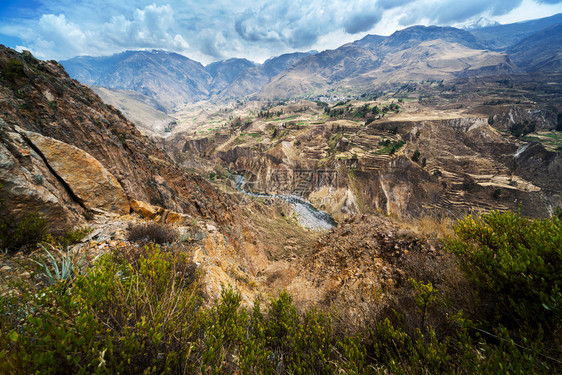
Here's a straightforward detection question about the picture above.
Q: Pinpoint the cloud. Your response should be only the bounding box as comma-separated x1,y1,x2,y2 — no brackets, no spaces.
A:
342,2,382,34
396,0,526,25
0,0,560,63
101,4,190,50
232,0,385,49
3,4,191,60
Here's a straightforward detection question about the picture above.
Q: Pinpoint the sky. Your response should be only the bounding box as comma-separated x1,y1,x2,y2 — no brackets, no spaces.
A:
0,0,561,64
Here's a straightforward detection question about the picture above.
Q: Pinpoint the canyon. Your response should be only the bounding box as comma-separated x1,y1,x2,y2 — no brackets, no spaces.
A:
1,14,561,311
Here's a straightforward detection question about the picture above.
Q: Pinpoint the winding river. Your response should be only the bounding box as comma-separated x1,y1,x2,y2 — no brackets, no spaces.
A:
234,175,337,231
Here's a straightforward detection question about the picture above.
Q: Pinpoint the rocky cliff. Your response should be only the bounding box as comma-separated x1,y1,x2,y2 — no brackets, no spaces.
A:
174,100,561,221
0,46,237,232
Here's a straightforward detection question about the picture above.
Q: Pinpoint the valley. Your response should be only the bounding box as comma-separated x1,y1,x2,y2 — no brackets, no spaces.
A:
0,12,561,373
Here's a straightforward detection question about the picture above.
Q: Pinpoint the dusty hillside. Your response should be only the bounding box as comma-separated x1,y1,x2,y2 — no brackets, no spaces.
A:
90,86,176,135
259,40,516,99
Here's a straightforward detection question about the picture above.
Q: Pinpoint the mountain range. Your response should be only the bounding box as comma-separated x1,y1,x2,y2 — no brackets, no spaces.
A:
59,14,561,110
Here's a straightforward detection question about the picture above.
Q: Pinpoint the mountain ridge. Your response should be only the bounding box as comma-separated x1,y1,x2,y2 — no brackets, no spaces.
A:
59,14,562,108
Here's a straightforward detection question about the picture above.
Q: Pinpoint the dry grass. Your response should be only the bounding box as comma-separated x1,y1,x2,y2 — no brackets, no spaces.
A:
400,214,456,240
127,222,180,244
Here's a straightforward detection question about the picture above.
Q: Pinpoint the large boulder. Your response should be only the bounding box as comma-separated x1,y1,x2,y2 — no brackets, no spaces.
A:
22,130,130,215
0,121,84,233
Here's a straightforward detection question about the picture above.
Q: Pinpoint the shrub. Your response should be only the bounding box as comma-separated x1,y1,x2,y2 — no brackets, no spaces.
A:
54,226,93,248
3,58,25,81
32,244,85,285
0,245,201,374
1,212,560,373
446,210,562,328
201,288,337,374
127,222,179,244
0,211,48,252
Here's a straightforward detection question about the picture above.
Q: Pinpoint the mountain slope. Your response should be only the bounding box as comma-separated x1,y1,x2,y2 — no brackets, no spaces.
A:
377,25,486,53
258,26,517,98
90,86,176,134
61,50,212,110
471,13,562,50
0,46,236,231
259,45,381,98
218,51,317,98
508,23,562,72
206,58,256,95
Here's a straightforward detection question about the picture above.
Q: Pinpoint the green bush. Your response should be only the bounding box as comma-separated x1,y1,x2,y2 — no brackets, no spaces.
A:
446,210,561,328
54,227,93,248
201,288,337,374
0,211,48,252
1,211,560,374
0,245,201,374
2,57,25,81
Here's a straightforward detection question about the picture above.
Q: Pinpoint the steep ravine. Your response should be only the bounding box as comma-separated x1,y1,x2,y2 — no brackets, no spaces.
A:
177,110,560,220
234,174,337,230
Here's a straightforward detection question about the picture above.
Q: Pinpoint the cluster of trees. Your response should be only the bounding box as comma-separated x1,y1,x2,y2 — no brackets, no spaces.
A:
257,109,284,119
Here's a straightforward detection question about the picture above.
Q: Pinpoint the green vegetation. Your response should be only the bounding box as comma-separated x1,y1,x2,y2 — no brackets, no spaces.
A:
327,132,343,154
0,186,93,253
375,139,405,155
520,131,562,151
32,244,85,285
54,227,94,248
510,120,535,138
1,211,559,373
1,246,200,374
0,211,49,252
2,58,25,82
447,210,561,328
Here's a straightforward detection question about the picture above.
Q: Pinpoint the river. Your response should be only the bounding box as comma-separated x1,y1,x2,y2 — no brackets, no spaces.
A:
233,175,337,231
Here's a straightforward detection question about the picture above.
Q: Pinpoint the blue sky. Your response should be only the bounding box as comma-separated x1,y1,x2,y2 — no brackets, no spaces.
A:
0,0,561,64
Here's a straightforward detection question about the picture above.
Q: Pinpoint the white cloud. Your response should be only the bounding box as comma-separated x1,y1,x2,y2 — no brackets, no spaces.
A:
0,0,560,62
3,4,192,60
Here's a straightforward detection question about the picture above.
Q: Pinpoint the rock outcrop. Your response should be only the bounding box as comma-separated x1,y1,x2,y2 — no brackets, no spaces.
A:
0,120,84,233
0,46,238,228
23,130,130,214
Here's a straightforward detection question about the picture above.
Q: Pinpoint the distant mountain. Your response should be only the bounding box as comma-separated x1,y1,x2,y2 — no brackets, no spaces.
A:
471,13,562,50
61,50,316,105
348,34,386,51
205,58,256,95
464,17,500,30
59,14,562,106
259,46,380,99
90,86,176,134
345,25,486,55
258,26,515,98
218,51,317,98
377,25,487,53
61,50,212,111
508,23,562,73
